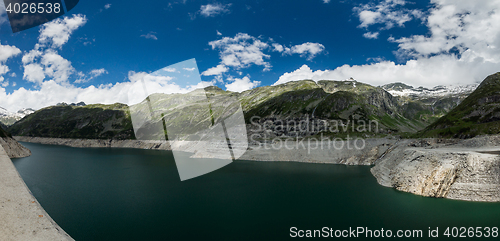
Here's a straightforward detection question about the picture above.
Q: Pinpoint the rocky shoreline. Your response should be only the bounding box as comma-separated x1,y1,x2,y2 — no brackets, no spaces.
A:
14,136,171,150
14,135,500,202
371,136,500,202
0,136,31,158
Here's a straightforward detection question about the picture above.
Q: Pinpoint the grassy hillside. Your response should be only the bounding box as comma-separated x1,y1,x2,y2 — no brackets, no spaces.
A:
419,72,500,138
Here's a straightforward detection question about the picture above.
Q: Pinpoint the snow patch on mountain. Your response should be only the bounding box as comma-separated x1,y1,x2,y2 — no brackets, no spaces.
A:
383,83,478,98
0,107,36,126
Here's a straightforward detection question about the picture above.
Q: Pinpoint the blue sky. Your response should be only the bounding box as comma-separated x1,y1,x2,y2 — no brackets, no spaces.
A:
0,0,500,111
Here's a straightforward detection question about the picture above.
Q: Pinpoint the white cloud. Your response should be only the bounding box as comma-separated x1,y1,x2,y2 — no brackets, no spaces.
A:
201,64,229,76
23,49,74,84
0,2,8,28
357,10,383,28
272,43,284,52
275,53,500,88
209,33,271,70
0,43,21,81
140,32,158,40
22,48,43,64
183,67,195,71
40,50,74,83
283,42,325,60
164,67,176,72
22,14,87,85
75,68,108,84
0,71,215,112
90,68,107,76
38,14,87,48
104,4,111,9
23,63,46,83
199,3,231,17
363,32,379,39
273,0,500,88
205,33,326,77
323,0,331,3
225,76,260,92
354,0,423,31
0,44,21,62
216,30,222,36
393,0,500,60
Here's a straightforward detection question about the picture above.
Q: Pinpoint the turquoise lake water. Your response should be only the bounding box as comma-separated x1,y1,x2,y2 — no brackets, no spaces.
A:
12,142,500,240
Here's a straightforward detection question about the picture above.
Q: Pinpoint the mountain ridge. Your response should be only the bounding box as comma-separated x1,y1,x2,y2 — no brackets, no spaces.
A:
6,78,481,140
419,72,500,138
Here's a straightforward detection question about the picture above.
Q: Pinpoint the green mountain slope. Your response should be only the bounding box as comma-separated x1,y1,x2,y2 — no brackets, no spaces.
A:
9,79,463,140
244,80,423,134
9,103,134,139
419,72,500,138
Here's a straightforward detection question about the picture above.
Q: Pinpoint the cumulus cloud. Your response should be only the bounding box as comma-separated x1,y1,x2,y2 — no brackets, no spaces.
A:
274,1,500,88
205,33,326,76
104,4,111,9
22,14,87,85
363,32,379,39
23,63,45,83
225,76,260,92
323,0,331,3
354,0,423,38
199,3,231,17
209,33,271,71
274,54,499,88
283,42,325,60
141,31,158,40
202,64,228,76
0,43,21,84
75,68,108,84
38,14,87,48
393,0,500,60
272,43,284,52
0,71,214,112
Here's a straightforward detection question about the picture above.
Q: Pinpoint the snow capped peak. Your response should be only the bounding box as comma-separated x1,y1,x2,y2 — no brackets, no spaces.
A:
383,83,478,98
0,106,37,126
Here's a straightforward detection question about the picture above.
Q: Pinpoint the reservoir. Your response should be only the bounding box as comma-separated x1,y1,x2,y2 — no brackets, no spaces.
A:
13,142,500,240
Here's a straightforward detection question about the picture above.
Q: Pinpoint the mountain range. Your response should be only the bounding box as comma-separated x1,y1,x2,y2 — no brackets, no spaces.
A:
6,76,489,140
0,107,35,126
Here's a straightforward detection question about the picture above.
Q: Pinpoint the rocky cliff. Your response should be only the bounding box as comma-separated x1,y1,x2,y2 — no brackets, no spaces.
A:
371,135,500,202
0,126,31,158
